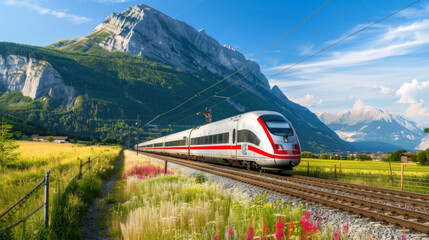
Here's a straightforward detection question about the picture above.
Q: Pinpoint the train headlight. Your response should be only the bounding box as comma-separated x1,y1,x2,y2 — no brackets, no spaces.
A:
276,144,284,150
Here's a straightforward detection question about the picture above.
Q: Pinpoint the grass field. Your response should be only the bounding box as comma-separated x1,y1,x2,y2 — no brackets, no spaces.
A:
108,152,387,240
0,141,122,239
291,158,429,194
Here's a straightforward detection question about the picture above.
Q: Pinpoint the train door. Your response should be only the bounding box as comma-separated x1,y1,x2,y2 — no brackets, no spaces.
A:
231,119,239,158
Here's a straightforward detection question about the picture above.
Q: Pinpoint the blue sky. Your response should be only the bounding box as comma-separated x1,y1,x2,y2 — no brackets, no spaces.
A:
1,0,428,126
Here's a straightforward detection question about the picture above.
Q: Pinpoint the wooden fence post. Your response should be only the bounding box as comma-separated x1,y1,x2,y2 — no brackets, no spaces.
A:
334,165,337,179
98,154,100,164
307,162,309,176
389,160,394,187
401,164,405,191
79,158,82,178
164,161,168,175
44,169,50,228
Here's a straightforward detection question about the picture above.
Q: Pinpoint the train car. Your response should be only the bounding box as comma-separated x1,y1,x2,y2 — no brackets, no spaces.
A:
135,111,301,170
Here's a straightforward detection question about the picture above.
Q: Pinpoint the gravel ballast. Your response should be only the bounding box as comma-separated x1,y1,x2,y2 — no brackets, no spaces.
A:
145,155,428,240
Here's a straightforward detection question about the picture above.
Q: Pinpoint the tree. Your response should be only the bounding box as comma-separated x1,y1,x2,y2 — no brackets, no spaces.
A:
424,128,429,133
417,150,428,165
0,122,19,168
356,154,372,161
388,149,407,162
46,136,54,142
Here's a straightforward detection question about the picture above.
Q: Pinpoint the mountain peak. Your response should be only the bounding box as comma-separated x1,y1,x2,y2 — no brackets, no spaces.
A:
49,4,271,91
317,101,424,149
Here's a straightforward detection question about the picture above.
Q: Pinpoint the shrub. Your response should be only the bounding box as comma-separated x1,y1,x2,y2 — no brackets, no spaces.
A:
195,172,205,184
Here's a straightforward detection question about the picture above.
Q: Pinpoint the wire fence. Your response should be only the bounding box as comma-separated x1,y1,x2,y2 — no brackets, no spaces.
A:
0,170,50,236
0,154,99,237
294,162,429,195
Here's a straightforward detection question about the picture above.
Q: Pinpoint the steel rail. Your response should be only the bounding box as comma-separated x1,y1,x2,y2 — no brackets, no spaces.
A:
138,151,429,233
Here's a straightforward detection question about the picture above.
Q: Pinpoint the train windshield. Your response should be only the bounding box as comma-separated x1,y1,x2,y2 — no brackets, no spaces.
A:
260,115,293,136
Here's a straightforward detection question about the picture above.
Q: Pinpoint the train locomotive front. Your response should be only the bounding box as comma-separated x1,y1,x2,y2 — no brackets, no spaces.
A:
135,111,301,170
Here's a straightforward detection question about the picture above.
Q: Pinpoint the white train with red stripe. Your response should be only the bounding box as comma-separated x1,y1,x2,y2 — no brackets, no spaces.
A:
135,111,301,170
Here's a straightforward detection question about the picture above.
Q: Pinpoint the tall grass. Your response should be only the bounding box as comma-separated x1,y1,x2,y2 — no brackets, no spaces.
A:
0,141,122,239
292,159,429,194
111,153,369,240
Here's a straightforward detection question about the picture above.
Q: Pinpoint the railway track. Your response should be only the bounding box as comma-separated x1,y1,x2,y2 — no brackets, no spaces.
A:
137,151,429,234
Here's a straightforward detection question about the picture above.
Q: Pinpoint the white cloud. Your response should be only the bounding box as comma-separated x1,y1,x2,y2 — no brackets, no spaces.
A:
4,0,92,24
291,94,322,108
395,79,429,104
397,3,429,19
361,84,393,95
269,19,429,72
406,102,429,117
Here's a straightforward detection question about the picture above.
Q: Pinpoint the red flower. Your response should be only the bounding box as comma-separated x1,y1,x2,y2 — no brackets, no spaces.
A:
304,211,311,220
214,234,219,240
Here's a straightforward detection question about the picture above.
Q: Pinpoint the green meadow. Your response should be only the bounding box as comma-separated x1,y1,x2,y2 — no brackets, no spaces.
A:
290,158,429,194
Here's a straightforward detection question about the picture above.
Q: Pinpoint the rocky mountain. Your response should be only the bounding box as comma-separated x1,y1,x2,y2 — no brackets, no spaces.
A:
49,4,270,95
0,54,74,103
317,100,425,150
0,4,352,152
417,135,429,150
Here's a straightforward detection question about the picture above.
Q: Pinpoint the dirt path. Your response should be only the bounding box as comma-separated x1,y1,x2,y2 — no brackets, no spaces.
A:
81,151,124,240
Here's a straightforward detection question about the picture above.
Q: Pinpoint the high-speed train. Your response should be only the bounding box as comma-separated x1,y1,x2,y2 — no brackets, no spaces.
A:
134,111,301,170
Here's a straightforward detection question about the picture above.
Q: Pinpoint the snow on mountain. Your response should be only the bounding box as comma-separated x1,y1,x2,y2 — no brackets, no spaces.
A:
417,135,429,150
317,100,425,150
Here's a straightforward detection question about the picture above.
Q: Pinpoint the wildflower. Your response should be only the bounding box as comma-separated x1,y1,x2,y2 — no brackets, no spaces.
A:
121,170,127,179
263,224,268,234
275,217,285,240
214,234,219,240
245,220,255,240
334,232,341,240
304,211,311,220
228,226,234,236
138,175,143,179
402,226,406,240
342,224,348,233
167,192,171,199
261,237,267,240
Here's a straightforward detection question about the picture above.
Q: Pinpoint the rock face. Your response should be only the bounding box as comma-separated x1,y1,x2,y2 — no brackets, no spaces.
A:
0,54,74,102
56,4,270,91
317,103,425,150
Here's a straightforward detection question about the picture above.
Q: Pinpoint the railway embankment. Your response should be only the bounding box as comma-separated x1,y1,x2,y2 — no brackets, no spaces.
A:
103,150,428,239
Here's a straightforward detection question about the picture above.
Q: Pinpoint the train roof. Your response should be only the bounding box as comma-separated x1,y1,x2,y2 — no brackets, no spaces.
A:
193,110,284,129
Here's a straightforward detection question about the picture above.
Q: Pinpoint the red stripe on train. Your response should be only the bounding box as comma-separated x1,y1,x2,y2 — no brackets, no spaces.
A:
143,145,299,159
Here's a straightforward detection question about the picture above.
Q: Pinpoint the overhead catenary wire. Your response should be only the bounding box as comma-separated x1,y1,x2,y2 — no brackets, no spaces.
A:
142,0,333,127
169,0,422,126
157,0,366,126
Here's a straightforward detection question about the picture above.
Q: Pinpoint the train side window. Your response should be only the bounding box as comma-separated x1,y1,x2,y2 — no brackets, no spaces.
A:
238,129,260,146
223,133,229,143
232,129,236,144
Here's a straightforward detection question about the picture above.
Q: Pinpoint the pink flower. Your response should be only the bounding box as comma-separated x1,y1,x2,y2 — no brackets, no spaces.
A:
402,237,406,240
343,224,349,233
228,226,234,236
304,211,311,220
246,221,255,240
261,237,267,240
214,234,219,240
121,170,127,179
138,175,143,179
334,232,341,240
276,217,285,240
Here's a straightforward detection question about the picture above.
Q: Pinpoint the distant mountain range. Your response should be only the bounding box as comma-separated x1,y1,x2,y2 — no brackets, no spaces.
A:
317,100,425,150
0,4,352,152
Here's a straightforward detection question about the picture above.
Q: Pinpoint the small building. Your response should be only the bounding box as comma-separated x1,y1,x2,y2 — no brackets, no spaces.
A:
401,153,417,163
32,136,69,143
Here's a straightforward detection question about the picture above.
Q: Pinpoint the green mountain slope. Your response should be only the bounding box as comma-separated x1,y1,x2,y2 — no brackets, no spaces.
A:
0,42,351,152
